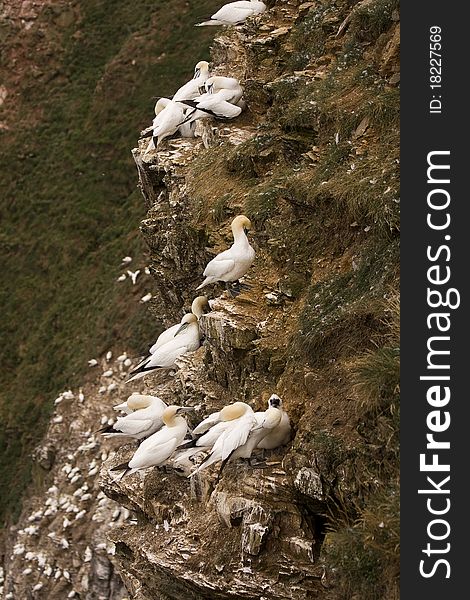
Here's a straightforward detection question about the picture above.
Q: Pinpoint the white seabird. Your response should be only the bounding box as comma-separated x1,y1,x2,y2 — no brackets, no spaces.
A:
196,215,255,295
197,400,282,471
180,76,244,124
173,60,211,101
149,296,209,354
99,394,167,440
110,406,192,477
142,98,188,156
195,0,266,26
126,313,201,382
173,401,253,466
257,394,291,449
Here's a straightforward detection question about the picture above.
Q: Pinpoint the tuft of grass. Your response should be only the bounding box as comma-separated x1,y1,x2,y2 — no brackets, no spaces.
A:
354,346,400,414
298,238,399,364
323,484,400,600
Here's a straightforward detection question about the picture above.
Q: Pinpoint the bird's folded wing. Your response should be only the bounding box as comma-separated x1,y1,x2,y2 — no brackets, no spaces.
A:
220,415,256,460
149,324,178,353
193,411,221,435
115,417,154,436
130,438,178,469
203,258,235,278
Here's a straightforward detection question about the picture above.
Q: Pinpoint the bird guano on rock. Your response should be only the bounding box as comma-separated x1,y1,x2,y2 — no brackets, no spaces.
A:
197,215,255,296
110,406,193,478
99,394,167,440
149,295,210,354
195,0,267,27
126,313,201,382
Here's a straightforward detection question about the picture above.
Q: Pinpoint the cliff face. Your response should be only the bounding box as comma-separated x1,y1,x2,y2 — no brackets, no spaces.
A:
102,1,400,599
2,1,399,599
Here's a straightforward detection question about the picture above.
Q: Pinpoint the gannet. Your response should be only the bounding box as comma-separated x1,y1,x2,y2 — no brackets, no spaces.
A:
173,402,253,466
180,76,244,123
197,401,282,471
99,394,167,440
110,406,192,477
173,61,211,101
143,98,188,155
197,215,255,295
257,394,291,449
140,292,152,303
196,0,266,26
121,256,132,265
126,313,201,382
149,296,209,354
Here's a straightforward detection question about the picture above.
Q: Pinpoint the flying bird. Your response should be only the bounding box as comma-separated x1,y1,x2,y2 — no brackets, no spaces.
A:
149,296,209,354
127,269,141,285
195,0,266,27
99,394,167,440
110,406,193,477
197,215,255,295
126,313,201,382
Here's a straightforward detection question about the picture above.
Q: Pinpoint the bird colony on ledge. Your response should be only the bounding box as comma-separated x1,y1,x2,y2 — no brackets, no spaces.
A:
91,1,292,482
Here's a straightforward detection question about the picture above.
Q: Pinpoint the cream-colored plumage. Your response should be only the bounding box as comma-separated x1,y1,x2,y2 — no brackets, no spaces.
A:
149,296,209,354
257,394,291,449
173,402,253,467
181,76,244,124
127,314,201,382
195,0,266,26
173,61,211,101
196,403,281,471
111,406,192,476
100,394,167,440
197,215,255,293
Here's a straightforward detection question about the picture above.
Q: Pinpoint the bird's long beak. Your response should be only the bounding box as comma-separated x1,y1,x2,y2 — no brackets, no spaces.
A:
198,85,206,95
244,227,249,235
193,69,200,79
174,323,189,336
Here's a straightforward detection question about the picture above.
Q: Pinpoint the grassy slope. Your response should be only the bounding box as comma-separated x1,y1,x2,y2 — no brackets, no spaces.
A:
0,0,221,524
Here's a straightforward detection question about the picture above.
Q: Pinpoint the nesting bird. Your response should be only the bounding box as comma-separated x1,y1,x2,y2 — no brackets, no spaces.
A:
257,394,291,450
196,398,282,472
127,313,202,382
173,61,211,101
99,394,167,440
180,76,244,124
195,0,267,27
197,215,255,296
149,296,210,354
111,406,193,477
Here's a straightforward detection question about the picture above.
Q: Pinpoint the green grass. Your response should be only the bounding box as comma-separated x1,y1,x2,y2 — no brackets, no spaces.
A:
0,0,222,525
